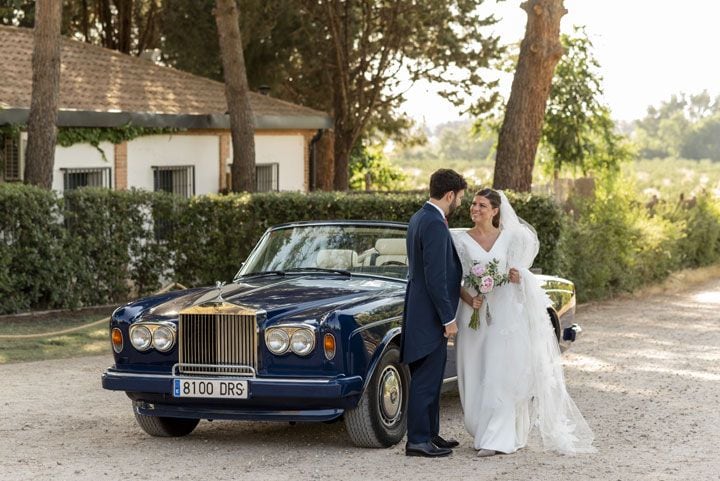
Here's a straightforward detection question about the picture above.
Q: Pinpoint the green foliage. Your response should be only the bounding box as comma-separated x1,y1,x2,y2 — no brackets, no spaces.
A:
0,183,73,313
634,91,720,160
658,195,720,268
3,182,719,312
558,177,720,302
388,120,497,189
161,0,504,149
56,125,182,158
542,27,633,177
0,184,564,314
626,158,720,206
349,144,407,191
680,115,720,160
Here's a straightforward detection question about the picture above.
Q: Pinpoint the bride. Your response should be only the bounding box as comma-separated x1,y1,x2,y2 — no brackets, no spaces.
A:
451,188,595,457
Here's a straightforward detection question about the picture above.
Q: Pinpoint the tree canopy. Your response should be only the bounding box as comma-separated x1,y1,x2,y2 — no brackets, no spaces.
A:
541,27,631,177
3,0,506,190
633,91,720,161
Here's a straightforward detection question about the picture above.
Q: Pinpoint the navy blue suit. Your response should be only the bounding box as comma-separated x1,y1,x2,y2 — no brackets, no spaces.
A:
401,202,462,444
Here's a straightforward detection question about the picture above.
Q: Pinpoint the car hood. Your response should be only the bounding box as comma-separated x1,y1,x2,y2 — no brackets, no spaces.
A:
133,274,405,325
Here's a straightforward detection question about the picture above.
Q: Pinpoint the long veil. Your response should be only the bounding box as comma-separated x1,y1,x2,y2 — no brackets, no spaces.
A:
499,191,596,454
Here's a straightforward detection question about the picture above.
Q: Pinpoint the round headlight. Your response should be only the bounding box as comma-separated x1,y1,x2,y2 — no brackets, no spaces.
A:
129,325,152,351
152,325,175,352
266,329,290,355
290,329,315,356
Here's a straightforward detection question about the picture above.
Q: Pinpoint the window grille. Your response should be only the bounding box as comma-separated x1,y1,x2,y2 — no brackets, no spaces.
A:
61,167,112,191
2,134,21,181
152,165,195,198
256,163,279,192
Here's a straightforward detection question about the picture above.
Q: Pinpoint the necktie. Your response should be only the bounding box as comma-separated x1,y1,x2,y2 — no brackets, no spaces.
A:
444,217,449,227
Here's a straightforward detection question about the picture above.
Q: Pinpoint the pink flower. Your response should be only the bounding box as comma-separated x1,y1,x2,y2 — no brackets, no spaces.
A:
479,275,494,294
471,264,486,276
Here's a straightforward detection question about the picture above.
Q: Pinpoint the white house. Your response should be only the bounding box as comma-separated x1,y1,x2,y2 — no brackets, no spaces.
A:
0,25,332,196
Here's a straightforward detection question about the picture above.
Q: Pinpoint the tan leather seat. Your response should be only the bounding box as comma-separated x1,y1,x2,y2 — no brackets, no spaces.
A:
315,249,359,269
374,238,407,266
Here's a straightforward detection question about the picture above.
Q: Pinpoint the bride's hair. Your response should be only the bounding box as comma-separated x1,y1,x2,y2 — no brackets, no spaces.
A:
475,188,501,228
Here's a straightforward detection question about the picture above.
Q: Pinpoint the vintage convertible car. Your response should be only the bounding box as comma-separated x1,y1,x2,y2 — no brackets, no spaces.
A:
102,220,580,447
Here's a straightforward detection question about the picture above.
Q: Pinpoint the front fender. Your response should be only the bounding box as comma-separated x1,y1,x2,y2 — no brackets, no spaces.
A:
360,326,402,394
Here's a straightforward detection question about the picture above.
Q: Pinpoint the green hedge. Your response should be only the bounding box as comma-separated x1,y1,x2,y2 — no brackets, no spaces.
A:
4,183,717,313
558,186,720,302
0,186,562,314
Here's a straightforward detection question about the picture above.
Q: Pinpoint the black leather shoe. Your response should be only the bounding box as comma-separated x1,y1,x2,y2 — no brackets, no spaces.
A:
431,435,460,449
405,441,452,458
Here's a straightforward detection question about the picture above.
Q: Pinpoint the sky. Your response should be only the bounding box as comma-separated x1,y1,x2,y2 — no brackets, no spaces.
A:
402,0,720,128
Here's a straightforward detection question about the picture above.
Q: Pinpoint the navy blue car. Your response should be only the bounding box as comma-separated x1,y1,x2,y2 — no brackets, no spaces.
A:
102,220,580,447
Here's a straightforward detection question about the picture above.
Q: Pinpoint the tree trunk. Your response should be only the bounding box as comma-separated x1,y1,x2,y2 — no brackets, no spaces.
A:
315,130,335,191
215,0,255,192
98,0,115,50
117,0,133,54
332,128,352,191
24,0,62,189
493,0,566,192
80,0,90,42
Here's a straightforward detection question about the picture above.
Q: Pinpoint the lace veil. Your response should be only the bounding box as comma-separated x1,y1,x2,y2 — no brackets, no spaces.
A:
499,191,596,454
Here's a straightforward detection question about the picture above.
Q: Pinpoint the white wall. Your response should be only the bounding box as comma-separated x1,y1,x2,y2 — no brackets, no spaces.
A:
230,134,306,191
127,134,219,196
43,131,307,195
51,137,115,193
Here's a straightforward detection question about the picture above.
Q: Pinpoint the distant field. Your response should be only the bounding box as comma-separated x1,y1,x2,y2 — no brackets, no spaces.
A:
390,158,497,190
389,156,720,199
628,158,720,201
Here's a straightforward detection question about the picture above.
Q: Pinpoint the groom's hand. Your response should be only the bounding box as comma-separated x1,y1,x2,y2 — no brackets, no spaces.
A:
444,321,458,338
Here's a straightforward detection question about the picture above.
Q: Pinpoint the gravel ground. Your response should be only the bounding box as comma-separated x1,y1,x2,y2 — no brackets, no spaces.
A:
1,278,720,481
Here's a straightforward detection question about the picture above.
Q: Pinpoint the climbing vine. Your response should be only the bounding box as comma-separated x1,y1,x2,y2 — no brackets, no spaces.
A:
55,124,184,160
56,124,182,148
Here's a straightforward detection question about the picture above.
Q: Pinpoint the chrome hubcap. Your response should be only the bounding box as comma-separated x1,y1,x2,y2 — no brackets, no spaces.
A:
379,366,402,427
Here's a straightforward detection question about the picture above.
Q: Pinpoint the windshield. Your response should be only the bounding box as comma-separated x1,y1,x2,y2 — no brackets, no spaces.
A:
237,224,409,280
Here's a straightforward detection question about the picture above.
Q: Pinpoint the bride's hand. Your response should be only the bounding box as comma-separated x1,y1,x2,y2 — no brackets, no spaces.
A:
509,267,521,284
471,295,484,309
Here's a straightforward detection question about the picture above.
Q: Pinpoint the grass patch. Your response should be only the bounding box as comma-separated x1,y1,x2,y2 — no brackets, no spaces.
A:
0,311,113,364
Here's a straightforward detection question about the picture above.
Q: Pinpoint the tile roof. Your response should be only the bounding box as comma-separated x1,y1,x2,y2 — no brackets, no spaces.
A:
0,25,331,130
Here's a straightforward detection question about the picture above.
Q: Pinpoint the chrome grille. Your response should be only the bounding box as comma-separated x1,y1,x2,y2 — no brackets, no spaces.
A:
178,307,257,376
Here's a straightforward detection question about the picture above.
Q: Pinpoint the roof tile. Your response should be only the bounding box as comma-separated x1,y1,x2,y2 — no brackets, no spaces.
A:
0,25,328,120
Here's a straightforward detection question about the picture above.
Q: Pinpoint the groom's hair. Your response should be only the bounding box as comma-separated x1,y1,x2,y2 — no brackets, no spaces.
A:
429,169,467,199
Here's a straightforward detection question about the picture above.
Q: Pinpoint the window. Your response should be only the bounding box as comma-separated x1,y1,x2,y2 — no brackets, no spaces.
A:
61,167,112,191
152,165,195,198
2,134,21,181
256,163,279,192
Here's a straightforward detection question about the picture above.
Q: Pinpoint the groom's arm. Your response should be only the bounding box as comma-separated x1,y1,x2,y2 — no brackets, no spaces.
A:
422,220,457,327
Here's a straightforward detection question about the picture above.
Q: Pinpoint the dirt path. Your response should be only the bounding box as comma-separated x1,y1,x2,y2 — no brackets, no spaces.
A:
2,279,720,481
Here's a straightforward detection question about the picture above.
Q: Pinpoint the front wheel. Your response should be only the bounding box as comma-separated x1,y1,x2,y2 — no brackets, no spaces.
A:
132,402,199,437
344,345,409,448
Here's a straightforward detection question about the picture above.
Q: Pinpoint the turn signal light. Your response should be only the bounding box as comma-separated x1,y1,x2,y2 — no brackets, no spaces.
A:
111,327,123,353
323,333,336,360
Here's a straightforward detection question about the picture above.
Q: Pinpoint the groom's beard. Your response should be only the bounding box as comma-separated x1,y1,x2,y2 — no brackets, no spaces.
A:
447,202,459,218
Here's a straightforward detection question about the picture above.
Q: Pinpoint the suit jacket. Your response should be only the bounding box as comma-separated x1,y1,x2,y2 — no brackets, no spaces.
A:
400,203,462,364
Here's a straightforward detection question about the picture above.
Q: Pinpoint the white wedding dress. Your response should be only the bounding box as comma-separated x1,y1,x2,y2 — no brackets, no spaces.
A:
451,192,595,455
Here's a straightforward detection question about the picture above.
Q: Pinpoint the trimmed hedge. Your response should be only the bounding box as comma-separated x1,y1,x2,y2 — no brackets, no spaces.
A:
0,186,562,314
5,183,717,312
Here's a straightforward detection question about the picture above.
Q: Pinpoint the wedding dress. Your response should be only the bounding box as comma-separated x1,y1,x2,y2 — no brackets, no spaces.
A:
451,192,595,455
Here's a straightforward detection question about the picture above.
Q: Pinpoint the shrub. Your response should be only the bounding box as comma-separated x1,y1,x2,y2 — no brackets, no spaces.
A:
12,181,712,313
0,184,73,312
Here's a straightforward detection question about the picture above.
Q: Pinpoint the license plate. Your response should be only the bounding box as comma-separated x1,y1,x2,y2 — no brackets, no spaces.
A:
173,378,249,399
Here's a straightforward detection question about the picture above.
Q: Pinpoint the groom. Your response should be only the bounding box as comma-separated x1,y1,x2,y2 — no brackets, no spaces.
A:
401,169,466,458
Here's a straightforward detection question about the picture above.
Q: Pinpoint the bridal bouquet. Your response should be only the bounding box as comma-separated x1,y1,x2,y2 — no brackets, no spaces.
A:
464,258,509,330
